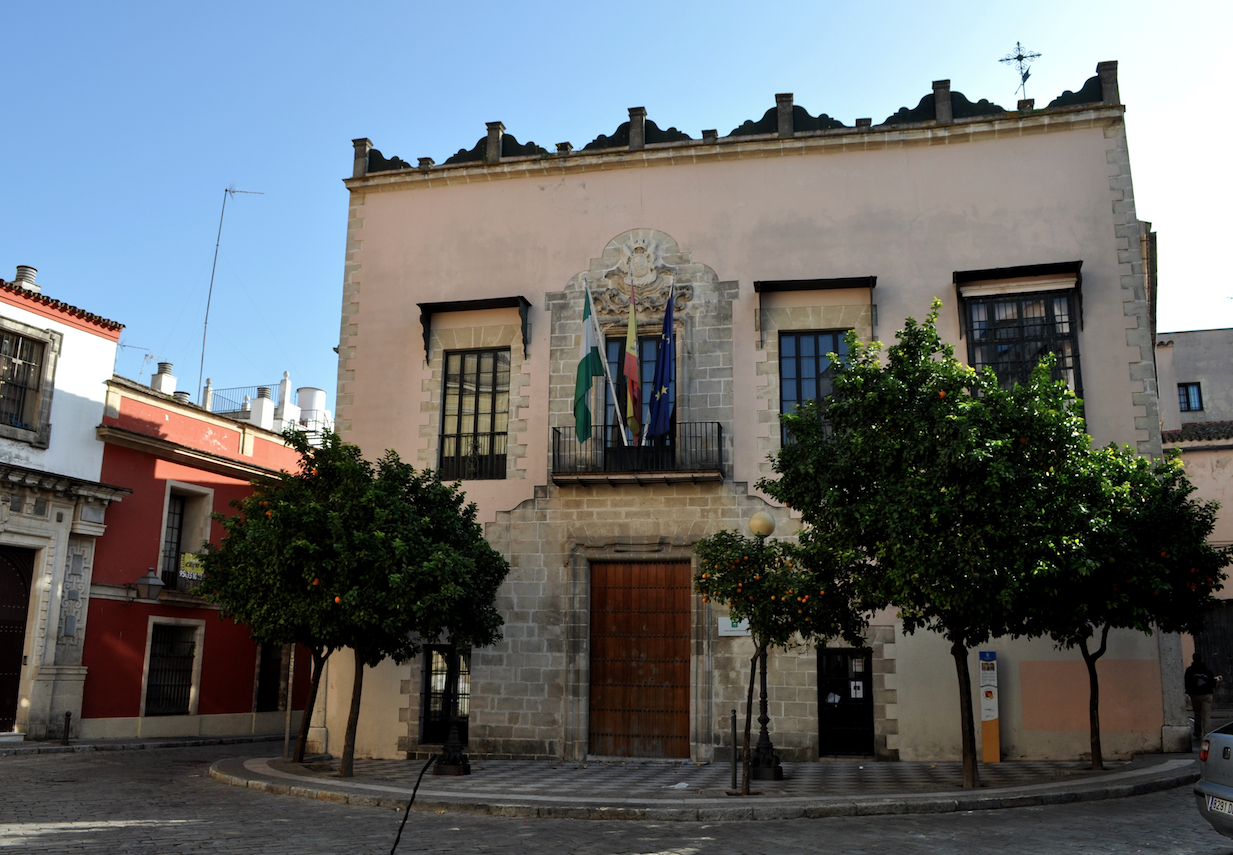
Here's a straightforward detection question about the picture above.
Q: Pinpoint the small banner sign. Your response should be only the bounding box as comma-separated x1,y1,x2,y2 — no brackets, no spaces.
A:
179,552,204,580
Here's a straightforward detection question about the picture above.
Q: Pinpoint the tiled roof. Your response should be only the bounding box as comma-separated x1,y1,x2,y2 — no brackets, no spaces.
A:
1163,421,1233,444
0,279,124,331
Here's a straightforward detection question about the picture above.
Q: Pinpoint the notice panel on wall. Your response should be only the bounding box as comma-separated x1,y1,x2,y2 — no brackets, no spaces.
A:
718,616,751,637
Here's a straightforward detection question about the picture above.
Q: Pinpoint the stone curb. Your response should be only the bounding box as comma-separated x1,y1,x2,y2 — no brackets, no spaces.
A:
0,734,284,758
207,756,1200,822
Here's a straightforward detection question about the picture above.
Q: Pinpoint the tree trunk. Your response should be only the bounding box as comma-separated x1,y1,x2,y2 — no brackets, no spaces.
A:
338,648,365,778
951,640,980,789
741,643,759,795
293,647,329,763
1078,625,1110,771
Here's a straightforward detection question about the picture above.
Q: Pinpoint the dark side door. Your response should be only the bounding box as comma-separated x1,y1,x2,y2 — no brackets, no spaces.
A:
0,547,34,732
818,647,874,756
1195,601,1233,707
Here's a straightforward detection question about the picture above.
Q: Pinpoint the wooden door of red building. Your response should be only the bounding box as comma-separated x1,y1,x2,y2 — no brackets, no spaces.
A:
589,561,690,757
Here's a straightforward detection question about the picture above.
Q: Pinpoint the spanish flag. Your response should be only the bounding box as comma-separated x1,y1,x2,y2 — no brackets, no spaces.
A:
624,287,641,442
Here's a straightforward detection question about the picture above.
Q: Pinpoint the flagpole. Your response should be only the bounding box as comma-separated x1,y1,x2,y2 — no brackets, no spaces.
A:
586,286,631,447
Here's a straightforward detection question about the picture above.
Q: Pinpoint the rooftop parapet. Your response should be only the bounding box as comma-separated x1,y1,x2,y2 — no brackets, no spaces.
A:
350,62,1122,179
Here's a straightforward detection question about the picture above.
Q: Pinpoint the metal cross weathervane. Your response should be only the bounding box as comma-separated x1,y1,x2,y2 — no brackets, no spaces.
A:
1000,42,1041,100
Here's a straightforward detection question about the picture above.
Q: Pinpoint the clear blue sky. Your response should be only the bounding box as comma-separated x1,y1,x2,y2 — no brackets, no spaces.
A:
4,0,1228,414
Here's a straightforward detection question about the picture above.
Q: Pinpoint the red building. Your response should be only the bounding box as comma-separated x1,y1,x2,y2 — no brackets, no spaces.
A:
79,369,311,739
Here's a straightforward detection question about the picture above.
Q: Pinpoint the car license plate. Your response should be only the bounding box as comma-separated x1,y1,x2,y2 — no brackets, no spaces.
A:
1209,796,1233,815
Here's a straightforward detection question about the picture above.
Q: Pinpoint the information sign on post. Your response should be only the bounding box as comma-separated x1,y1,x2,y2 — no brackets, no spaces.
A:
979,650,1000,763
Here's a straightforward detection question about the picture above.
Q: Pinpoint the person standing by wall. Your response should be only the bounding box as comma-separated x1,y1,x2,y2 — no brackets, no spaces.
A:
1186,653,1218,740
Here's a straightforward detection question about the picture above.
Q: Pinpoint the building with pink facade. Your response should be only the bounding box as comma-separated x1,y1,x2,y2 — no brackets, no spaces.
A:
313,62,1187,765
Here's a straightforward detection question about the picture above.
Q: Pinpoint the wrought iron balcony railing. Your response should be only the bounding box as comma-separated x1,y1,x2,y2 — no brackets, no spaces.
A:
160,553,205,595
551,422,724,485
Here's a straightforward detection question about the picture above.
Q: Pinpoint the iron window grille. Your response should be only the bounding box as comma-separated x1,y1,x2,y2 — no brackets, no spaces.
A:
779,330,848,444
438,349,510,480
1179,383,1203,413
160,495,186,589
0,331,44,432
145,624,197,716
963,291,1082,398
421,645,469,744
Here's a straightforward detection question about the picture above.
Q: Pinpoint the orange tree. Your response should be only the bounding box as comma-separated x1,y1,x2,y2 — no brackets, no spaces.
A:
761,304,1092,788
694,528,865,794
1029,447,1229,769
204,431,509,776
202,431,365,763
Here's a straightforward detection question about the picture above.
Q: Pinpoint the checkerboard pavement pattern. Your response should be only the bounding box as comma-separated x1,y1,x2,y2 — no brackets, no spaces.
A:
325,756,1121,801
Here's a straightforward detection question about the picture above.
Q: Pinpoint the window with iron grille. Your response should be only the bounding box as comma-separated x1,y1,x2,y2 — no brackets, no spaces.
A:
160,495,186,588
421,646,469,744
0,331,45,432
1179,383,1203,413
145,624,197,716
963,291,1082,397
0,319,58,449
438,349,510,480
779,330,848,444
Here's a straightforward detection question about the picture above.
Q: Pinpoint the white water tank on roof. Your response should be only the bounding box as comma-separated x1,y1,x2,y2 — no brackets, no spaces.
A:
297,387,327,415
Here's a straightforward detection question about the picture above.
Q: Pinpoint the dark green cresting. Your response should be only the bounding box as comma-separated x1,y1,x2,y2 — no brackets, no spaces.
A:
1046,76,1103,109
367,148,413,172
444,137,486,165
416,75,1108,170
728,105,846,137
582,119,692,151
500,134,548,158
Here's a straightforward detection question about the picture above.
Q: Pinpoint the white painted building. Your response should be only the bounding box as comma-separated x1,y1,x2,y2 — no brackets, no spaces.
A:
1,266,129,739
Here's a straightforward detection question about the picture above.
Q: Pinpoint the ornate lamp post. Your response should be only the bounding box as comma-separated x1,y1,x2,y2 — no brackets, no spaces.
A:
747,512,783,781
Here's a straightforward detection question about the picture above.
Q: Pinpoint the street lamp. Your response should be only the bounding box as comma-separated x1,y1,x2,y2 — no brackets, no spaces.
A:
748,511,784,781
749,511,776,538
128,568,165,602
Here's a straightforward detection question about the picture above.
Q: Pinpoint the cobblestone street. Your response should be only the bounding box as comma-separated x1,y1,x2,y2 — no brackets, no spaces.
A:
1,746,1231,853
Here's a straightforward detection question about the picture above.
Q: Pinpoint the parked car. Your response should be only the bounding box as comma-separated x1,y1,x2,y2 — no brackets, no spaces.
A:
1195,722,1233,838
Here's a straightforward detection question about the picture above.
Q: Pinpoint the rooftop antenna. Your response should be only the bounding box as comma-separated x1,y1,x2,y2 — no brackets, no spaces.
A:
198,185,264,404
1000,42,1041,101
115,341,151,376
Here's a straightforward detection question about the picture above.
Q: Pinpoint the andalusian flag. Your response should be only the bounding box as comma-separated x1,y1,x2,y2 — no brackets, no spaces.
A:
624,286,642,441
573,288,605,440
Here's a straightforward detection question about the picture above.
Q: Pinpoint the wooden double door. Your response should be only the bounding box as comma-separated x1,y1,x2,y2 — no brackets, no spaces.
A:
589,561,690,757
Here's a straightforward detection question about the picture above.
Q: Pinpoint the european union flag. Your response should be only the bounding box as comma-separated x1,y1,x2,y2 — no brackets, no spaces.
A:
647,292,675,438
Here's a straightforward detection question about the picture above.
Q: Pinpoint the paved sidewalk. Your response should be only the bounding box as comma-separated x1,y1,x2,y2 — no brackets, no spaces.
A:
0,745,1224,854
210,751,1200,821
0,732,286,757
